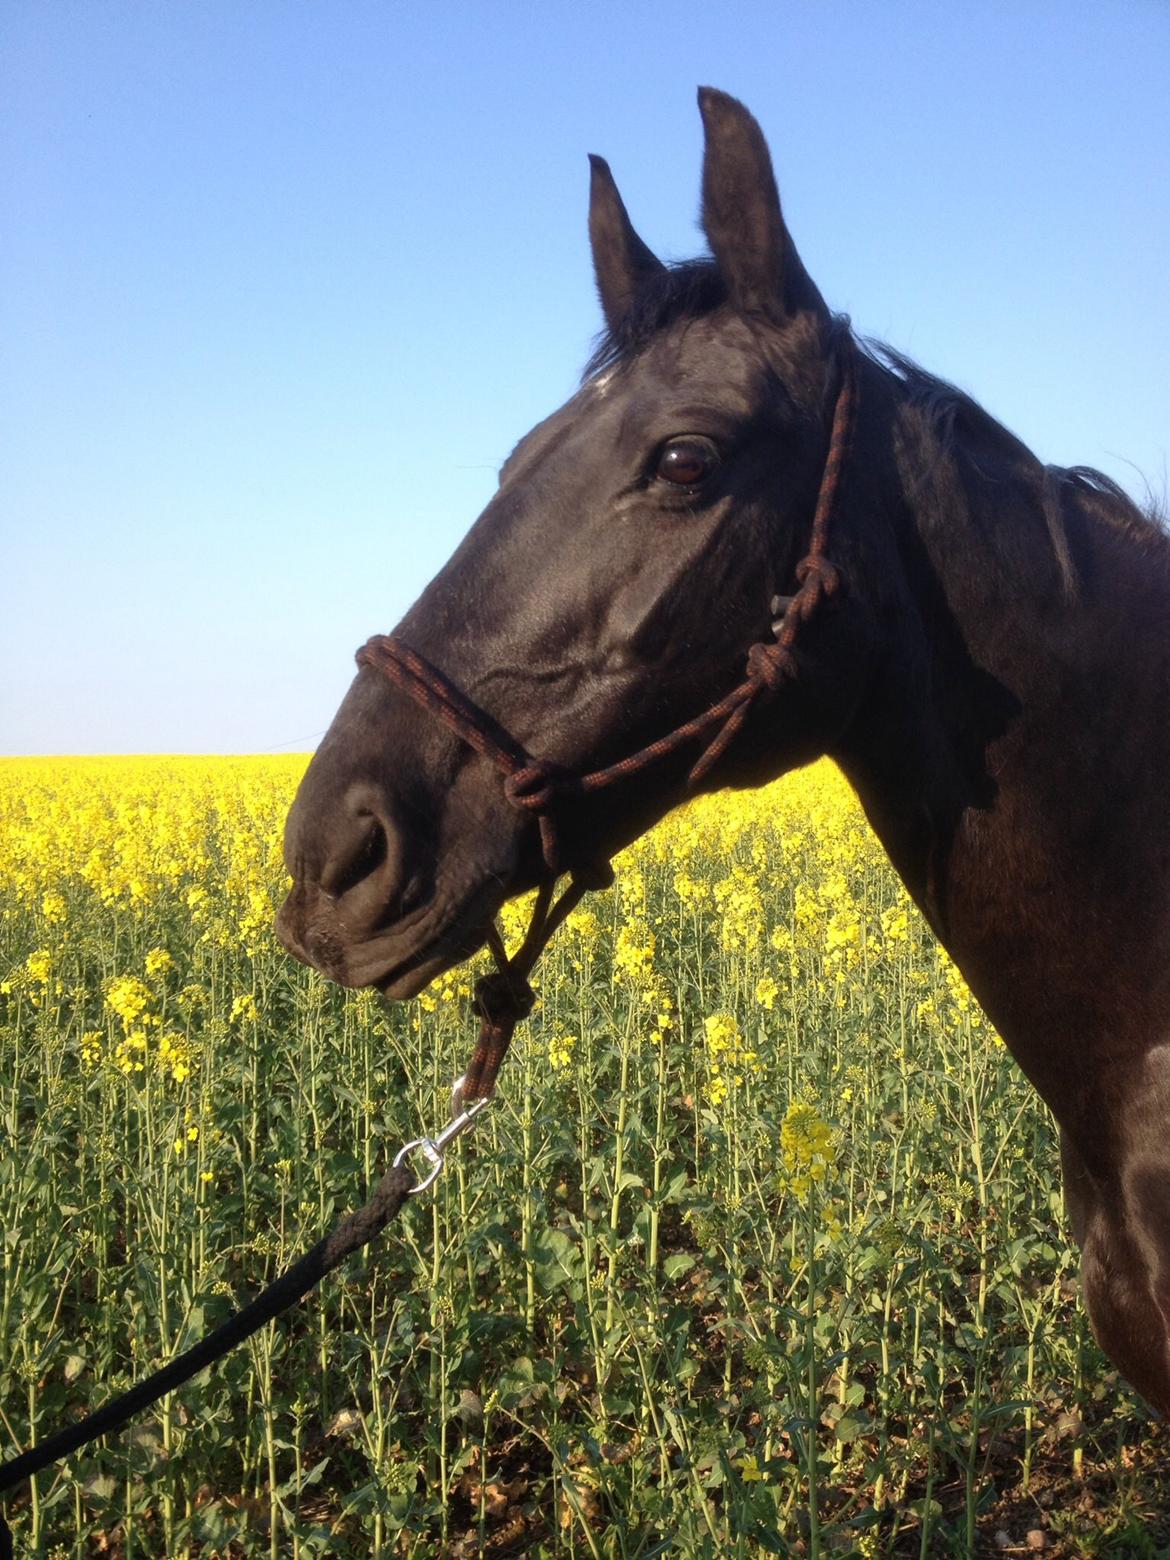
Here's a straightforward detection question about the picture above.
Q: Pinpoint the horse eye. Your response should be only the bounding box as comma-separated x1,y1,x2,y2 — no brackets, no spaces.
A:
654,437,719,488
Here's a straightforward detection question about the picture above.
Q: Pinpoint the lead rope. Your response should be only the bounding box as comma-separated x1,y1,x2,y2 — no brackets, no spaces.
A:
0,1161,415,1559
0,872,592,1556
0,352,856,1556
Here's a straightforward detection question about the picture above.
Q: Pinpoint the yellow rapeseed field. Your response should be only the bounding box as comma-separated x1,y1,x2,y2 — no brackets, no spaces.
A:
0,757,1157,1556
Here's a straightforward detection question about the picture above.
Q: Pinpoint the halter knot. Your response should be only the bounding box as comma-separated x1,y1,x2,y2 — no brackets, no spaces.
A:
473,967,537,1030
794,553,841,611
746,640,798,693
459,966,538,1102
504,761,564,814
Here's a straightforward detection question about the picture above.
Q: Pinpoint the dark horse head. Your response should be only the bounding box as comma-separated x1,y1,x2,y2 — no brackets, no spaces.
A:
279,90,1170,1422
278,89,889,997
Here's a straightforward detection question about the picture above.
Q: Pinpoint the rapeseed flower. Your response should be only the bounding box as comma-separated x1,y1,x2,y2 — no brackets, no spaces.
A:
780,1100,837,1198
755,975,780,1010
25,950,52,986
614,917,655,986
229,993,259,1025
713,865,765,953
563,904,602,969
703,1011,762,1105
673,869,709,905
548,1033,576,1070
158,1031,197,1083
736,1453,767,1483
106,974,154,1030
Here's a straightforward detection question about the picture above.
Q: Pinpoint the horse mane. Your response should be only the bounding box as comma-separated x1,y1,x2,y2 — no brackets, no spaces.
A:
859,337,1169,600
584,259,1167,599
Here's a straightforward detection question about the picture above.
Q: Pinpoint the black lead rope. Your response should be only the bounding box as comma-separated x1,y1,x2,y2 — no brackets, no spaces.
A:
0,1158,416,1557
0,879,572,1555
0,874,586,1555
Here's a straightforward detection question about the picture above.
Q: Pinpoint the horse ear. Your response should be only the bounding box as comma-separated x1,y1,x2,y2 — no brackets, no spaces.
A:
588,153,665,331
697,86,824,322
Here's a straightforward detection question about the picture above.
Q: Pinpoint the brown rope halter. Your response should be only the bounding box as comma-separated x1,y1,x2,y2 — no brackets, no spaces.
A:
357,352,858,1103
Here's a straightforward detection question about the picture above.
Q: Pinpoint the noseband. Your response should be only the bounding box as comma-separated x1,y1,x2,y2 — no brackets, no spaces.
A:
357,351,858,1103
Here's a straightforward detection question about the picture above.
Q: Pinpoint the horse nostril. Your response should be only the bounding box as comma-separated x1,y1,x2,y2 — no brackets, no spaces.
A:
309,785,432,930
324,816,389,902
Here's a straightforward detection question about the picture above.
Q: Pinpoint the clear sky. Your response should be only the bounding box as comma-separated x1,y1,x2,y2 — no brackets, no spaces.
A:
3,1,1167,754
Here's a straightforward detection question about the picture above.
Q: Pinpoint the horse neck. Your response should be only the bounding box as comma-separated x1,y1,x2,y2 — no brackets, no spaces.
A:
832,366,1170,1084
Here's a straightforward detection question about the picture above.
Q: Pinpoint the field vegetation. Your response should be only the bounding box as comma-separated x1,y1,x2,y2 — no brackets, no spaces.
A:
0,757,1164,1557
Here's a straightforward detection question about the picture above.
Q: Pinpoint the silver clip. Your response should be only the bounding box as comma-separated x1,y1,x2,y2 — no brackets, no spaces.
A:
771,594,795,636
392,1081,492,1196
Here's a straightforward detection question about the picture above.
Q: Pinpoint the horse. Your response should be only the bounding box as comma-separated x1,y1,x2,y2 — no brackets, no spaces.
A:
277,87,1170,1418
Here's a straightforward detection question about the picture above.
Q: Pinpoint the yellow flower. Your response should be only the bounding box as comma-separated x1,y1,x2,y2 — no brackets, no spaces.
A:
780,1100,838,1198
176,983,206,1013
649,997,674,1045
704,1012,741,1057
229,993,258,1025
105,974,154,1031
712,866,764,953
563,904,602,966
113,1028,150,1074
548,1033,576,1071
617,865,647,918
755,975,780,1010
736,1453,767,1483
673,870,709,905
498,890,539,956
157,1031,197,1083
144,947,174,977
614,918,656,986
703,1012,762,1104
25,950,52,985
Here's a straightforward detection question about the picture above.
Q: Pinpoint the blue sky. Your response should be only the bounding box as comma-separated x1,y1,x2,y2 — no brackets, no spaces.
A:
3,1,1167,754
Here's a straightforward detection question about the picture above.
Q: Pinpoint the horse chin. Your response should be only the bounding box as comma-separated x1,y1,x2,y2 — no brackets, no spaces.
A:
378,964,441,1001
375,936,481,1001
369,883,503,1001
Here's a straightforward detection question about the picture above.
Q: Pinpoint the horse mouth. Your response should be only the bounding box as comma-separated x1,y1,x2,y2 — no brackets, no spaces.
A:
276,875,503,1001
373,913,493,1000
